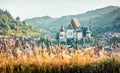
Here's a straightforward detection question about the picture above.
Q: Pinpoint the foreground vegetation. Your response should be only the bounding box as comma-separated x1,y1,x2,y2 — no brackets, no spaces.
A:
0,46,120,73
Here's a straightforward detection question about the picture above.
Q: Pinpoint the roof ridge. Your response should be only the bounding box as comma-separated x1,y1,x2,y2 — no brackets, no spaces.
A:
71,18,81,29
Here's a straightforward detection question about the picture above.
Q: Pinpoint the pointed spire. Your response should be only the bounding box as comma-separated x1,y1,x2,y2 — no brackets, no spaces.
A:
67,24,73,29
60,24,65,32
86,26,90,33
89,18,91,25
88,18,91,31
86,25,91,38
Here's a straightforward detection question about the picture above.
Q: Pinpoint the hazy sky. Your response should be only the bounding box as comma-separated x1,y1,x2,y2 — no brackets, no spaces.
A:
0,0,120,20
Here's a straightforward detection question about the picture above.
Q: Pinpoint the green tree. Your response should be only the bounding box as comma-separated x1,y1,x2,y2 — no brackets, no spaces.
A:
16,16,20,21
55,32,60,40
6,24,10,35
23,20,26,25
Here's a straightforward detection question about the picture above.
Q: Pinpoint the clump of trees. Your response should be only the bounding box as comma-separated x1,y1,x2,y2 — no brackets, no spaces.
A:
0,9,39,37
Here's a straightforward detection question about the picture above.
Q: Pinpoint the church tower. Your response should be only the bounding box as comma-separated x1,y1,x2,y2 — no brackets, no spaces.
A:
86,26,91,38
59,25,66,42
71,18,82,40
86,20,91,38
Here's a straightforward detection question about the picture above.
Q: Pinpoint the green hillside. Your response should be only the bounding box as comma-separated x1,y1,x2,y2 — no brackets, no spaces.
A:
0,9,40,37
25,6,120,33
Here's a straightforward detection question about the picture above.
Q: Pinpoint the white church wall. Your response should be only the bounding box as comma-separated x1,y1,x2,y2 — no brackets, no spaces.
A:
86,33,91,38
73,31,76,39
66,29,74,39
77,32,82,40
59,32,66,42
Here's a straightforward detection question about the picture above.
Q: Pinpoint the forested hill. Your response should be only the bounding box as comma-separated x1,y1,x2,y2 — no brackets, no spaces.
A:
0,9,39,37
25,6,120,33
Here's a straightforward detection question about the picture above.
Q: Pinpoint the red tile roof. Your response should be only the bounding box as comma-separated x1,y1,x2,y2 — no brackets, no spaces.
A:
71,18,81,29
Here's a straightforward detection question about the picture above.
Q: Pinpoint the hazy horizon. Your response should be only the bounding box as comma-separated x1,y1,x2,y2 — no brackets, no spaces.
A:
0,0,120,20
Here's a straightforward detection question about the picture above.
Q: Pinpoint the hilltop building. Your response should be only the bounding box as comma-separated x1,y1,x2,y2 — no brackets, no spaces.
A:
59,18,92,46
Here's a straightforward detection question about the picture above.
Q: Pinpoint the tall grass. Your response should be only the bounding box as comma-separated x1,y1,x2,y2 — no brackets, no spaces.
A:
0,46,120,73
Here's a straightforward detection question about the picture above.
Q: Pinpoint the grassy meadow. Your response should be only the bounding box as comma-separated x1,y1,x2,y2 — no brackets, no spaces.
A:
0,46,120,73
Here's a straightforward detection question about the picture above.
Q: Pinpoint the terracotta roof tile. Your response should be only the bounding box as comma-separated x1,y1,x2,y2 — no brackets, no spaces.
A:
71,18,81,29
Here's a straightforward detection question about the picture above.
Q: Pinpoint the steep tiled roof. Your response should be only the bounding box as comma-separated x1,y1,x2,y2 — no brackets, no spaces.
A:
71,18,81,29
67,24,73,29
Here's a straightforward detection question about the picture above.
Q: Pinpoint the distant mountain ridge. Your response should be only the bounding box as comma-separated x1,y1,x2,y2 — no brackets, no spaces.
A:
25,6,120,33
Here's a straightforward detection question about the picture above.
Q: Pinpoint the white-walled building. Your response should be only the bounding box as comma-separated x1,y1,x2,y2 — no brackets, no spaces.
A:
59,25,66,42
59,18,84,44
